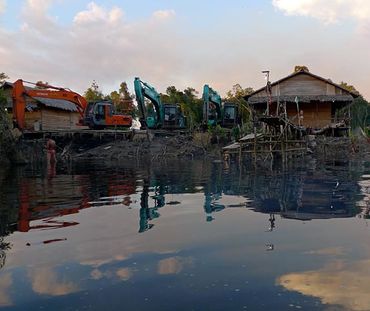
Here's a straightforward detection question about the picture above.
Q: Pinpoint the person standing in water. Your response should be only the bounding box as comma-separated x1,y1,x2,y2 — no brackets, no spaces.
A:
46,135,56,164
45,135,57,178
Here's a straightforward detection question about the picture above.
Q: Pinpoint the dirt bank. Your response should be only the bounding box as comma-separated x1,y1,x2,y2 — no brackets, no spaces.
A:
7,130,370,168
11,132,225,166
61,133,223,163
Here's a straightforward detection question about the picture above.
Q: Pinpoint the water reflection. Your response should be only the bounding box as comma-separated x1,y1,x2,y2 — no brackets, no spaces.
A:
0,160,365,247
0,159,369,310
278,259,370,311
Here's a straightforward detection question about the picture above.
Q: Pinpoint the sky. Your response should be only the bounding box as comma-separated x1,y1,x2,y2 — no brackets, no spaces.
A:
0,0,369,99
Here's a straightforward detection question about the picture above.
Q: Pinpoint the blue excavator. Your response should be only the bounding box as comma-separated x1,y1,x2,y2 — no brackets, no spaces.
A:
134,77,186,130
202,84,239,128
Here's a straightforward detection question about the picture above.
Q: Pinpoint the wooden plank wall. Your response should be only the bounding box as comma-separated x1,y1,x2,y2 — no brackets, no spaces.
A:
41,109,80,130
24,111,42,131
287,102,331,128
252,73,344,98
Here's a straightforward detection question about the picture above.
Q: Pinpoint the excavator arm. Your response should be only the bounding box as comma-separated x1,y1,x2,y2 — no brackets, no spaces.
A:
134,77,163,128
12,79,88,130
202,84,222,126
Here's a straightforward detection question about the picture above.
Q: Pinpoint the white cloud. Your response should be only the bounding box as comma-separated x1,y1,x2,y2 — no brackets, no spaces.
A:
0,0,6,15
74,2,123,24
273,0,370,24
26,0,53,13
278,260,370,311
0,2,180,95
0,273,12,307
0,0,369,101
29,267,78,296
157,256,193,275
152,9,176,20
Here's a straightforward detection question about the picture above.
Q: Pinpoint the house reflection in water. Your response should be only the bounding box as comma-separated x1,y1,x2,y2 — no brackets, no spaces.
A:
222,162,363,223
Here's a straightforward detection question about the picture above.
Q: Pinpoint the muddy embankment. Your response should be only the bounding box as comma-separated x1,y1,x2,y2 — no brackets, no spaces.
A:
309,135,370,162
3,126,370,168
10,131,225,166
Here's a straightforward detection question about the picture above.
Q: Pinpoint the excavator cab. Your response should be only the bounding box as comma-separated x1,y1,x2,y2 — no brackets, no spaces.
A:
84,101,132,129
222,103,239,128
163,104,186,129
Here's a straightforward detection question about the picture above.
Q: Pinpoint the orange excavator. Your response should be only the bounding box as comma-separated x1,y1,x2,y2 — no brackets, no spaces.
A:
12,79,132,130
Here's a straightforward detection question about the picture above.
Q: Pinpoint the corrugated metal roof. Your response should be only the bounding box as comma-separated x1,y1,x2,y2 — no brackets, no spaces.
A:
33,97,79,112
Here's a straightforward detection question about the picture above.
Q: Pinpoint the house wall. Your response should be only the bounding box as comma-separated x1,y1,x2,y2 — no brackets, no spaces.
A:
40,109,80,130
286,102,331,128
24,111,42,130
20,109,79,131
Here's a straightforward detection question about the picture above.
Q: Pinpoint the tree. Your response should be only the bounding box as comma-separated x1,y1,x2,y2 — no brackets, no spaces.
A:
0,73,8,84
339,81,360,96
119,82,132,100
0,73,8,106
338,82,370,130
84,80,104,102
160,86,203,127
105,82,137,117
294,65,309,73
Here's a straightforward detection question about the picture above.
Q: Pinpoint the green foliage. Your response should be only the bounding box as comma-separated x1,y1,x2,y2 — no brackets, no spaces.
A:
0,87,6,105
350,96,370,130
337,81,368,130
0,73,7,108
207,124,229,145
119,82,132,100
84,80,104,102
231,126,241,141
0,72,8,83
110,90,120,105
339,81,360,96
107,82,138,117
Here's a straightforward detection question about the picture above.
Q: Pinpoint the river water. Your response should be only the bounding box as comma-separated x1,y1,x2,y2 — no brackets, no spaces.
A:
0,158,370,310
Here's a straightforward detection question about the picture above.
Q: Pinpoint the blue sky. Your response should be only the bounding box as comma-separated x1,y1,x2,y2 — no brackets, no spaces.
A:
0,0,369,99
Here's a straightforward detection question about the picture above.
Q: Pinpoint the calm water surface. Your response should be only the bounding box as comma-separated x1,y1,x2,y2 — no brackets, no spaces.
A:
1,159,370,311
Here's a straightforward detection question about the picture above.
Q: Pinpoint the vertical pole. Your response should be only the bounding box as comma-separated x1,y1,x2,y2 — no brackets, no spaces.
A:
262,70,271,116
254,114,257,166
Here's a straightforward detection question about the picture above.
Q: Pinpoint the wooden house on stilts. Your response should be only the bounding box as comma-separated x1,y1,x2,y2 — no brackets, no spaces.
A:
224,67,359,162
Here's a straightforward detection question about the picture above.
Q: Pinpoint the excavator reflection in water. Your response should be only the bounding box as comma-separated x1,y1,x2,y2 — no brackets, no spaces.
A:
139,180,166,233
2,160,366,249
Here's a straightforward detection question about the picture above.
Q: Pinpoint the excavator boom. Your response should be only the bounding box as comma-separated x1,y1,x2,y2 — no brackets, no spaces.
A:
202,84,222,126
134,77,163,128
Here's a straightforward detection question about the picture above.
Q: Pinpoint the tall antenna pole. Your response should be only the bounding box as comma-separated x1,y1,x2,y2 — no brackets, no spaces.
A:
262,70,272,116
